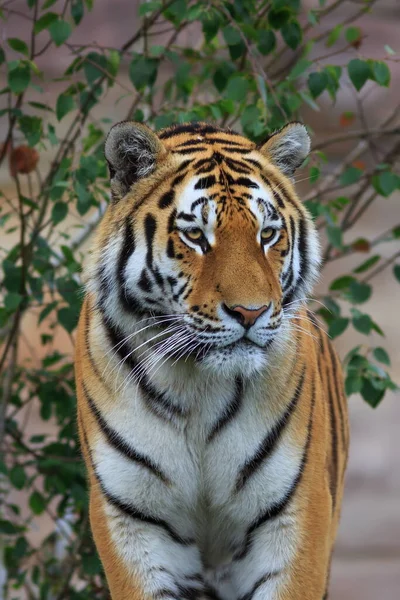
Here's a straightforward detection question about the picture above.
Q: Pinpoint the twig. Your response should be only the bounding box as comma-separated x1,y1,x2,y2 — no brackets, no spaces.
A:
313,127,400,151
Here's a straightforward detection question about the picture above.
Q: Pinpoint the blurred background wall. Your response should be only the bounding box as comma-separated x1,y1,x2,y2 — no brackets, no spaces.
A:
1,1,399,598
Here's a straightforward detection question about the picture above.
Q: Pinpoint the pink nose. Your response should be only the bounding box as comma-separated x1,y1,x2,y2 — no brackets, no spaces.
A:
224,304,269,328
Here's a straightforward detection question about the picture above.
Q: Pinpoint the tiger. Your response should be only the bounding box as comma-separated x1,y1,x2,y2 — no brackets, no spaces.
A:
75,120,349,600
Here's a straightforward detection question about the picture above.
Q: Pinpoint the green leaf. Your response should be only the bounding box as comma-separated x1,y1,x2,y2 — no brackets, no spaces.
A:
281,20,302,50
56,93,75,120
340,166,362,186
129,56,158,90
347,281,372,304
0,520,24,535
39,301,58,324
326,225,343,249
308,71,328,98
2,260,22,293
58,306,79,333
326,24,342,47
352,313,372,335
309,166,320,183
372,171,399,197
345,26,361,44
10,465,26,490
222,25,242,46
51,202,68,225
393,264,400,283
18,115,42,146
82,553,102,575
71,0,84,24
392,226,400,239
83,51,107,85
8,62,30,94
29,491,46,515
49,19,72,46
8,38,29,56
257,30,276,55
353,255,380,274
348,58,371,91
373,347,390,366
328,317,349,339
371,60,391,87
288,58,311,80
268,8,291,29
345,373,363,395
4,292,23,311
224,76,249,102
361,378,385,408
329,275,354,291
34,12,58,34
213,63,236,93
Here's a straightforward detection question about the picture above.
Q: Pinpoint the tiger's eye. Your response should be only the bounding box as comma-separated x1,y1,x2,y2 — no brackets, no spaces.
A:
185,228,203,242
261,227,276,242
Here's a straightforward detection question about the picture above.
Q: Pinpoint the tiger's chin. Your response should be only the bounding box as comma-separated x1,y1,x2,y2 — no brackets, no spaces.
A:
197,339,272,378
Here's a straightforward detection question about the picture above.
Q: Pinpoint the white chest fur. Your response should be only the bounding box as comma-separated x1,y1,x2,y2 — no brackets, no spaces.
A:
91,362,302,599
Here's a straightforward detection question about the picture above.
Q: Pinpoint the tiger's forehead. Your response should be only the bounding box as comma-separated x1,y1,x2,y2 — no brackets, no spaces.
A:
176,171,281,227
159,122,255,152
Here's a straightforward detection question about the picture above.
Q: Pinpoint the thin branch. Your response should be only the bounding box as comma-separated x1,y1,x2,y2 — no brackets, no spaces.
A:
313,127,400,151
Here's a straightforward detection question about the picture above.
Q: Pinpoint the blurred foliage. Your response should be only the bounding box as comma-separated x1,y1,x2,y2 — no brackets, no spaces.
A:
0,0,399,597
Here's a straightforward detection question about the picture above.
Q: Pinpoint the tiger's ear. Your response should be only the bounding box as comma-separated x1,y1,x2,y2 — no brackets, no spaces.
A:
258,122,310,177
104,121,166,200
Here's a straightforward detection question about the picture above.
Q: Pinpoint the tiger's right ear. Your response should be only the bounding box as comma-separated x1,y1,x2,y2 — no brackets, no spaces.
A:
104,121,166,200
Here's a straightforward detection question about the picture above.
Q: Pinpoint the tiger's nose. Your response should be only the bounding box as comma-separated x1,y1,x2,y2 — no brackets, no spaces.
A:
222,304,269,328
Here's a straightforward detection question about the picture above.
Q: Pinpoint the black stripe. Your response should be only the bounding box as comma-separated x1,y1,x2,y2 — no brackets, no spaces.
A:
173,147,207,154
176,159,192,172
297,215,308,291
140,370,188,419
168,208,177,233
138,269,153,293
98,476,192,545
244,158,262,169
159,124,203,139
82,382,170,484
230,176,259,189
238,572,279,600
98,312,185,422
191,197,208,211
84,301,112,394
206,137,245,146
117,217,144,315
225,158,251,174
80,418,192,546
324,341,339,513
207,378,243,442
282,216,296,302
194,175,216,190
177,212,196,222
222,146,251,154
159,190,175,209
176,139,207,147
144,213,157,267
167,238,175,258
327,341,347,448
235,366,306,492
235,377,316,560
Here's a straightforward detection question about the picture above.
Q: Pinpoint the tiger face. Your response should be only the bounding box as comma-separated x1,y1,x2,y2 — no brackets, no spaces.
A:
86,122,320,377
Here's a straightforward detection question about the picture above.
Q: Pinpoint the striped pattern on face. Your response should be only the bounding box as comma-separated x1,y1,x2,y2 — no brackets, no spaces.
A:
85,122,320,378
76,121,348,600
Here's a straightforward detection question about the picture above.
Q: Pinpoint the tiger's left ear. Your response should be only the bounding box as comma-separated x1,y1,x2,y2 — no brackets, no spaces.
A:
105,121,167,200
258,122,310,177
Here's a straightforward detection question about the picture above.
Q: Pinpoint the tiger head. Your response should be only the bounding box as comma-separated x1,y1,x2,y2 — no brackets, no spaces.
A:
86,122,320,378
